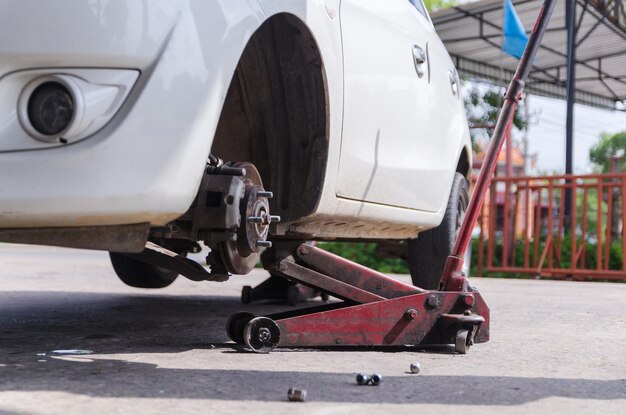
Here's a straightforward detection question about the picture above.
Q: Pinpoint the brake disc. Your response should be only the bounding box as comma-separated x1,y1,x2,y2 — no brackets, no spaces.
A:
216,162,279,275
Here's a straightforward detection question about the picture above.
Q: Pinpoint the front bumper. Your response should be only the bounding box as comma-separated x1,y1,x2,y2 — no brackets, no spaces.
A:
0,1,261,229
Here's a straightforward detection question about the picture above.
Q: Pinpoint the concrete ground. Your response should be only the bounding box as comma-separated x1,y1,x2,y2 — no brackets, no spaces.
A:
0,244,624,415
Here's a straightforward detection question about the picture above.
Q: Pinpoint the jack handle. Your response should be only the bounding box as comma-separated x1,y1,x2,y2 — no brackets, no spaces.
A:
439,0,557,291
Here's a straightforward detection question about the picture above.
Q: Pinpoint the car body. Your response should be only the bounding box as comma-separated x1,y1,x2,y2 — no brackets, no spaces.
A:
0,0,470,273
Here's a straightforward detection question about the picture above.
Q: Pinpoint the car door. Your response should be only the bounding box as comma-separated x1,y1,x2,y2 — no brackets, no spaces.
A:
336,0,453,213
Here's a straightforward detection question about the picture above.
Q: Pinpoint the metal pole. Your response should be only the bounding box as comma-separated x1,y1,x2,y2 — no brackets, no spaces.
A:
523,94,530,174
565,0,576,220
505,131,514,266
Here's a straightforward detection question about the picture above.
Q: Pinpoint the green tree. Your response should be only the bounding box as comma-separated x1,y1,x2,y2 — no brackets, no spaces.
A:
589,131,626,241
423,0,457,11
464,85,527,149
589,131,626,173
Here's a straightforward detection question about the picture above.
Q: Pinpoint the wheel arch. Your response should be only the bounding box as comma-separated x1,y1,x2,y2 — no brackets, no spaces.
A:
210,12,330,223
456,145,472,180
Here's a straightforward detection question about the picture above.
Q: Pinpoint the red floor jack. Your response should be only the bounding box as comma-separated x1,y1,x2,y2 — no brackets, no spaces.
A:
227,0,556,353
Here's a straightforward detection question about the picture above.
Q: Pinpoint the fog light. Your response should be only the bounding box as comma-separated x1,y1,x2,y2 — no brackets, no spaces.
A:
12,70,138,147
27,82,75,136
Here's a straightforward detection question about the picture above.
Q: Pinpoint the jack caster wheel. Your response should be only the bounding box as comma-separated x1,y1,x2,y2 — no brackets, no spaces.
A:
226,312,255,344
243,317,281,353
455,328,473,354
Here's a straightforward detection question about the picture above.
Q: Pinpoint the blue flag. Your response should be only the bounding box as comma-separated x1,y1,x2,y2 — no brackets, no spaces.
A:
502,0,529,59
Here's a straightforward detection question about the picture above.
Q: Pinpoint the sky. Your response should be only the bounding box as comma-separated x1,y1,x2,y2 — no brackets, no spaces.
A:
525,95,626,174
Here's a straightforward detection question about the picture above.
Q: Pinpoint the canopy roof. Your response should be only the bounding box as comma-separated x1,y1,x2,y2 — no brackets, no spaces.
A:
432,0,626,110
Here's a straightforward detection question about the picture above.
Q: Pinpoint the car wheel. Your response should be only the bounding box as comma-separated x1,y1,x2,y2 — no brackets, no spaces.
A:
109,252,178,289
408,172,469,290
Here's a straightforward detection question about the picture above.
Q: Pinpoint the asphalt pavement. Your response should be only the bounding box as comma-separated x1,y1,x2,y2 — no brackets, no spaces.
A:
0,244,624,414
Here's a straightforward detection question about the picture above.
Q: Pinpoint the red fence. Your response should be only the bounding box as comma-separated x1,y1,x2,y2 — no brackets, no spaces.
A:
475,173,626,281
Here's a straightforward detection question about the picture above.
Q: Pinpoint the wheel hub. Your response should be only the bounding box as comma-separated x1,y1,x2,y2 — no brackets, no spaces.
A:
258,327,272,342
215,162,280,275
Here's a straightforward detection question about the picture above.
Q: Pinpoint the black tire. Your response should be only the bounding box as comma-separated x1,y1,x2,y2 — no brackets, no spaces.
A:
408,172,470,290
109,253,178,289
226,312,255,344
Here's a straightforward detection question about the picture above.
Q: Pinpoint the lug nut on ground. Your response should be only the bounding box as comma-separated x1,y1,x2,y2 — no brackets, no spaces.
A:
356,373,371,385
356,373,382,385
409,362,421,374
287,388,306,402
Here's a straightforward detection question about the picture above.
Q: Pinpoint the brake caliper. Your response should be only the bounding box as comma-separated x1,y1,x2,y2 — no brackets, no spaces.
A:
189,161,280,279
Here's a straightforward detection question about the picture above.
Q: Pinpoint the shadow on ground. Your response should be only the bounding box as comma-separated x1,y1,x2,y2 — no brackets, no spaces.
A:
0,291,279,355
1,357,624,405
1,291,624,406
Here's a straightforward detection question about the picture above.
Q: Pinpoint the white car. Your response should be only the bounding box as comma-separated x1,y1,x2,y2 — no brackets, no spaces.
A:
0,0,471,290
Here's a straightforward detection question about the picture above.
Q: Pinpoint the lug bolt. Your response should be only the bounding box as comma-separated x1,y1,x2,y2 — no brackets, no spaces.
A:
248,215,281,225
370,374,383,385
257,191,274,199
256,240,272,248
287,388,306,402
409,362,421,374
356,373,371,385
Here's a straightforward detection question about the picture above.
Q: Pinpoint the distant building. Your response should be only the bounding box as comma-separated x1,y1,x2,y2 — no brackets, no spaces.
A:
472,144,530,240
473,144,526,177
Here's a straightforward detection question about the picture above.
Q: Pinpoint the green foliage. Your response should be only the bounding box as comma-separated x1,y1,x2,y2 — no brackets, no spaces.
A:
576,187,603,238
423,0,457,12
464,85,527,145
317,232,624,283
472,236,624,281
589,131,626,173
317,242,409,274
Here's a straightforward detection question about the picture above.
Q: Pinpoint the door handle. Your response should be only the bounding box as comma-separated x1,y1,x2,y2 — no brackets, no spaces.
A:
412,45,427,78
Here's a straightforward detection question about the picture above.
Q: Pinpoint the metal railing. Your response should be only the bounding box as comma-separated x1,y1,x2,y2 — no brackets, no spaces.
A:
475,173,626,281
